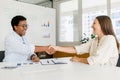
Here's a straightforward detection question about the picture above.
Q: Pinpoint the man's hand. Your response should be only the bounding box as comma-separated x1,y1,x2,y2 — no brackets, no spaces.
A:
30,54,40,62
45,45,56,55
32,56,40,62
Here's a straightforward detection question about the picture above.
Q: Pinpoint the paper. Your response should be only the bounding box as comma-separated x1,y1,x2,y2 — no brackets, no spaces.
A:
40,59,67,65
40,60,54,65
51,60,67,64
1,66,18,69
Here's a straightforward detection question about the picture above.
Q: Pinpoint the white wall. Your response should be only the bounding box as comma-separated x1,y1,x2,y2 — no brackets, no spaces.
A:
0,0,56,50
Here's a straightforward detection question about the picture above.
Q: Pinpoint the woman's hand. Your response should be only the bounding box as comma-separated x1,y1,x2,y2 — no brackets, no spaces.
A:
46,45,56,55
70,56,81,62
70,56,88,64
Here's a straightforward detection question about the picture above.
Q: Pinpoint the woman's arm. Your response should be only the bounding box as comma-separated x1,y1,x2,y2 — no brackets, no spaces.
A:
47,46,77,54
47,39,92,55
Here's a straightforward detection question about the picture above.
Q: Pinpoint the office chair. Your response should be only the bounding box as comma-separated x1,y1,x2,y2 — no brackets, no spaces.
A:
0,51,5,62
116,54,120,67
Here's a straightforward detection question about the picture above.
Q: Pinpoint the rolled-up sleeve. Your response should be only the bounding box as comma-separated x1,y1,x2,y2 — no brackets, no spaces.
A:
74,40,92,55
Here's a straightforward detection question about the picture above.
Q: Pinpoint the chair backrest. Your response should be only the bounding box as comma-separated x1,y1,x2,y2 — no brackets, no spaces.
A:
116,54,120,67
0,51,5,62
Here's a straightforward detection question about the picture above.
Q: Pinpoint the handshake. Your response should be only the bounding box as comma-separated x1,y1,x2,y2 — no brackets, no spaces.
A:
45,45,57,55
32,45,80,63
31,45,57,62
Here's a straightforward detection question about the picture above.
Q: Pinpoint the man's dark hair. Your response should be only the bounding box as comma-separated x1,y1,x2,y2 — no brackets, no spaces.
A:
11,15,26,31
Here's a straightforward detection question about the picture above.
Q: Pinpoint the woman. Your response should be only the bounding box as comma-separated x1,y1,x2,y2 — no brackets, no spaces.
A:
47,15,119,65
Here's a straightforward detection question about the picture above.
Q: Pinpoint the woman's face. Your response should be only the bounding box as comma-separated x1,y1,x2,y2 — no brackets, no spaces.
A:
91,19,103,36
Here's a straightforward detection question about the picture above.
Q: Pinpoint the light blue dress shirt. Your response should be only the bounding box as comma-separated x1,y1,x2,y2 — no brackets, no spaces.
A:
3,31,35,62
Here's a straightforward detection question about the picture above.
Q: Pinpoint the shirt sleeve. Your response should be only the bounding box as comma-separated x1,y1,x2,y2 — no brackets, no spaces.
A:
74,40,92,55
5,35,35,56
87,35,118,65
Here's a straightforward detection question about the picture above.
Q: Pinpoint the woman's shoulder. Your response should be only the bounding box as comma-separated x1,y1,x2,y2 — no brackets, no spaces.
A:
87,35,115,43
102,35,116,42
104,35,115,40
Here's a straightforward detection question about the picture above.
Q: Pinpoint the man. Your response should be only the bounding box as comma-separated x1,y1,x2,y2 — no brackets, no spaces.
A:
3,15,48,62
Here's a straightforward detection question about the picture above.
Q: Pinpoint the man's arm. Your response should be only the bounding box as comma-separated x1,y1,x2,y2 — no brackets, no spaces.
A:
34,46,49,53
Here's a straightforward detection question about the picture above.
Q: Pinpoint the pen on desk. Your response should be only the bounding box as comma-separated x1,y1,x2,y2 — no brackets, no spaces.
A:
47,60,49,63
17,63,21,66
51,60,55,64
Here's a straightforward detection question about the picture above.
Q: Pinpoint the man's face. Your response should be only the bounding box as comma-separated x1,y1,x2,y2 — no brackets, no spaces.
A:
14,20,28,36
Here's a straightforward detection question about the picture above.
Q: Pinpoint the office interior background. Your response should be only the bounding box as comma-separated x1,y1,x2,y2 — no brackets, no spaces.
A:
0,1,120,80
12,0,120,46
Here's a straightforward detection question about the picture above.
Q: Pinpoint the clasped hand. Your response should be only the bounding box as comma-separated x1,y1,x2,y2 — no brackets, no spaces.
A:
45,45,56,55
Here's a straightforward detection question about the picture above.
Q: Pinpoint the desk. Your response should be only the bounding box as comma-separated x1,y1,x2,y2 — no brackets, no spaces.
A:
0,57,120,80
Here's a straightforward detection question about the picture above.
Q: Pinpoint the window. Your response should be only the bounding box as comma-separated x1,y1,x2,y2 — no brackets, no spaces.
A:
111,0,120,41
82,0,107,39
59,0,79,42
54,0,120,46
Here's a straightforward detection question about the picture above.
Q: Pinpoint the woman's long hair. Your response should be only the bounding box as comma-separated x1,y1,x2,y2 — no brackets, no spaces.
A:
96,15,119,50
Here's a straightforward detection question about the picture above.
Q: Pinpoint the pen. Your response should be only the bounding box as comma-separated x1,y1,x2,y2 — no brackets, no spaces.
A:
17,63,21,66
2,66,17,69
51,60,55,64
47,60,49,63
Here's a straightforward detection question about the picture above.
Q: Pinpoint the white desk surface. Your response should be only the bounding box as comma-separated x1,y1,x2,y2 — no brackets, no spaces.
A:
0,57,120,80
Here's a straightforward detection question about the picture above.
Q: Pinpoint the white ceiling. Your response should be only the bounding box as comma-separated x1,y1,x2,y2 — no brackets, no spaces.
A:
15,0,50,4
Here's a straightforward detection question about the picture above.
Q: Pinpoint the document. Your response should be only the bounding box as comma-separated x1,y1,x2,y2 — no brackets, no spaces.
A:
40,59,54,65
51,59,67,64
1,66,18,69
40,59,67,65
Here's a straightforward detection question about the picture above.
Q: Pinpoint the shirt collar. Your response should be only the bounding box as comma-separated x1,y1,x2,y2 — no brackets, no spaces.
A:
12,31,25,40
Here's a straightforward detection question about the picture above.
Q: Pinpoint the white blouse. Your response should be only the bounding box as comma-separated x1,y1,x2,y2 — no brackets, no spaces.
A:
3,31,35,62
75,35,119,65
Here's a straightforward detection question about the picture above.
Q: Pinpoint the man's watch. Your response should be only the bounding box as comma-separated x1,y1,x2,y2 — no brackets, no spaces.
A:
30,54,36,60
